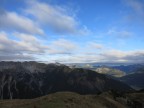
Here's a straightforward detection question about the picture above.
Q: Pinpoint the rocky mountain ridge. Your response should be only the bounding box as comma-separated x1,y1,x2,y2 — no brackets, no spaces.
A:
0,62,132,99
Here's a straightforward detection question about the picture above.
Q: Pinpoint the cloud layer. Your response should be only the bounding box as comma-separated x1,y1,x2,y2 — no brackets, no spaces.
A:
0,11,44,35
0,30,144,63
25,0,89,35
0,32,49,60
0,0,143,63
0,32,77,61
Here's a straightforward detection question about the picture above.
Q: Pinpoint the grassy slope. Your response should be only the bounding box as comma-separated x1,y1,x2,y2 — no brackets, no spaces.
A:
0,92,127,108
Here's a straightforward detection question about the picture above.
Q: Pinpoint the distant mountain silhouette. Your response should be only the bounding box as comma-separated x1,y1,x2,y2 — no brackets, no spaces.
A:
112,64,144,74
0,62,132,99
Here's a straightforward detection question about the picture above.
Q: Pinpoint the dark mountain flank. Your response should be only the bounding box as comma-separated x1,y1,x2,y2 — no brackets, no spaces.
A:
120,68,144,89
0,62,132,99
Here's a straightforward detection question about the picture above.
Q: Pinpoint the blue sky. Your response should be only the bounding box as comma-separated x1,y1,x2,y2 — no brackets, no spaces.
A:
0,0,144,63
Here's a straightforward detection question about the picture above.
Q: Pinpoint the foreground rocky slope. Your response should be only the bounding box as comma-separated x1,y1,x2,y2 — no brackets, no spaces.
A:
0,62,132,99
0,91,143,108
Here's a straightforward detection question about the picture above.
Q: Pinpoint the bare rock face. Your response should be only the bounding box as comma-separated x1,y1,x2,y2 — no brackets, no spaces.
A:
0,62,132,99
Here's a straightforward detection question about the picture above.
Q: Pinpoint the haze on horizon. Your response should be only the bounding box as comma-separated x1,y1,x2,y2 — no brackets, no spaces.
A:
0,0,144,63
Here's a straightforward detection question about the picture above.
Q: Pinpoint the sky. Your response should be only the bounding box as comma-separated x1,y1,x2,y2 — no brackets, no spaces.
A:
0,0,144,63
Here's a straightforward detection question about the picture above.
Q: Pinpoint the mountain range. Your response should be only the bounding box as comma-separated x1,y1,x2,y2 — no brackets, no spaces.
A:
70,63,144,90
0,61,132,99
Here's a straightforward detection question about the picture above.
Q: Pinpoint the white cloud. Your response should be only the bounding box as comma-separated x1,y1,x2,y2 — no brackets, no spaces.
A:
51,39,77,50
0,54,35,61
0,0,90,36
25,0,89,35
100,50,144,63
125,0,144,16
14,33,49,53
0,31,143,63
0,32,49,61
123,0,144,23
107,29,133,38
0,11,44,35
0,31,79,61
88,42,103,49
51,49,144,63
48,39,77,54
